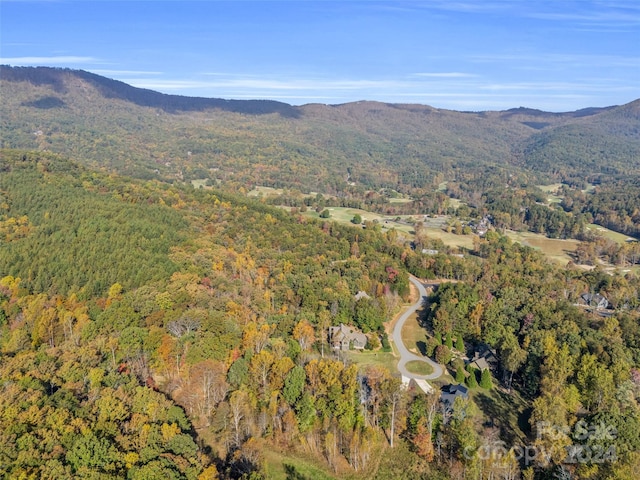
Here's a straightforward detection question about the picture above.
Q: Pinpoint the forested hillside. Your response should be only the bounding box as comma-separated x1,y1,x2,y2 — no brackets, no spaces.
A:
1,149,639,479
2,66,639,193
0,150,410,478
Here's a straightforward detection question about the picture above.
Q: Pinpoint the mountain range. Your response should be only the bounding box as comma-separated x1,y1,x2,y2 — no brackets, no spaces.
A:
1,65,639,193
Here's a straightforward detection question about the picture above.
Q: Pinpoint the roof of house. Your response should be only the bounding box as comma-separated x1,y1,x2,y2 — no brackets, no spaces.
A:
472,346,498,364
581,293,608,306
469,357,490,371
445,384,468,395
330,324,367,346
441,383,469,406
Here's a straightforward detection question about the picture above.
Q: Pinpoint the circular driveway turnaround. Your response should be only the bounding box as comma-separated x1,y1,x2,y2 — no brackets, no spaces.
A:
392,276,444,380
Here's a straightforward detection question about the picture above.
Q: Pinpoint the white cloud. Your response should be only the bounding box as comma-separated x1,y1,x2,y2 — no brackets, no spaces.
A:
122,76,415,92
0,56,99,65
92,69,163,76
469,52,640,69
411,72,478,78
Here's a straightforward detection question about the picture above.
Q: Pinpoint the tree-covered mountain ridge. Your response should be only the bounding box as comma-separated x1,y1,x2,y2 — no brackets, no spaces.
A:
2,65,639,193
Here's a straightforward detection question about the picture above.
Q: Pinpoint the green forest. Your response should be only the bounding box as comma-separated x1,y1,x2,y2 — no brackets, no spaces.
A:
1,150,639,479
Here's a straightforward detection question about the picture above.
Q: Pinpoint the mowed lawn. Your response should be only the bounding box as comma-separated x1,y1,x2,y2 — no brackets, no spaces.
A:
401,312,429,356
283,196,634,269
586,224,636,244
343,350,398,373
505,230,580,265
421,226,475,250
305,207,417,235
405,360,433,376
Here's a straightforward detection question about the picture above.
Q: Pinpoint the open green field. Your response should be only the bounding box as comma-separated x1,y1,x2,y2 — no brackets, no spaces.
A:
290,200,634,269
191,179,208,189
322,207,386,224
536,183,565,204
401,313,428,355
447,197,465,209
506,230,580,265
586,224,635,244
343,350,398,373
247,185,285,197
422,226,475,250
387,197,414,204
537,183,564,193
405,360,434,376
308,207,418,236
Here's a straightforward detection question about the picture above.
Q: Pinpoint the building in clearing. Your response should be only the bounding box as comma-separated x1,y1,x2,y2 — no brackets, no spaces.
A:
441,384,469,410
329,324,367,351
580,293,609,310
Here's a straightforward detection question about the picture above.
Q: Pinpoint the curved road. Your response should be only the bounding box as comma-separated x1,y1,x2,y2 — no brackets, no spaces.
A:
392,276,443,380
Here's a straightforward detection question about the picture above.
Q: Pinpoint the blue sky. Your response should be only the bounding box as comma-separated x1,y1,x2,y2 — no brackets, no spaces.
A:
1,1,639,111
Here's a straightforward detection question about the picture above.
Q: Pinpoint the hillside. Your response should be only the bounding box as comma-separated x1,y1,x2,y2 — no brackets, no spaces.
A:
1,149,639,480
2,66,639,194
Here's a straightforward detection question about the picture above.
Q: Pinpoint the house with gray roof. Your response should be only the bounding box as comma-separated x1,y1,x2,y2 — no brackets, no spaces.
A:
329,324,367,351
580,293,609,310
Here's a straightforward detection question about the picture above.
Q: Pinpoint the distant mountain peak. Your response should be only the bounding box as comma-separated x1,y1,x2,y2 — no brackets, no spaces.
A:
1,65,301,117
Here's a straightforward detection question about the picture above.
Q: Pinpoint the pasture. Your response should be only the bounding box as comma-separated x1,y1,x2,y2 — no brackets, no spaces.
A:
505,230,580,265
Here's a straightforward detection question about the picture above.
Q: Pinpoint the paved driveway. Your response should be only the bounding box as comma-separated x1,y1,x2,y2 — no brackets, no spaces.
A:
392,276,444,380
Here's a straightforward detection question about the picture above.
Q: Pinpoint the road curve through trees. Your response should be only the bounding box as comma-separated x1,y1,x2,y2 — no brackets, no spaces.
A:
392,276,444,380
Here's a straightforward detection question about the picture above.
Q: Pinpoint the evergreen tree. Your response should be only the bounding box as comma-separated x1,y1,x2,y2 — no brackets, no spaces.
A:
444,332,453,349
455,335,464,353
480,368,493,389
466,367,478,388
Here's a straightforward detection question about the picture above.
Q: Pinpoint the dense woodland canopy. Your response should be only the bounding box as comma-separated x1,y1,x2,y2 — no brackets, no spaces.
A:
1,66,639,479
0,150,639,479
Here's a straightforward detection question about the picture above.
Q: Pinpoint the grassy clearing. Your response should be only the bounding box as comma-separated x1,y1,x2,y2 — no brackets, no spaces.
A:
322,207,385,224
307,208,475,250
190,179,210,189
422,227,475,250
536,183,564,193
343,350,398,373
387,197,414,204
401,313,428,355
506,230,580,265
305,207,418,236
536,184,565,204
247,185,284,197
447,198,465,209
471,387,530,445
586,224,634,244
405,360,434,376
300,203,615,268
262,449,337,480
